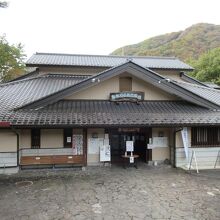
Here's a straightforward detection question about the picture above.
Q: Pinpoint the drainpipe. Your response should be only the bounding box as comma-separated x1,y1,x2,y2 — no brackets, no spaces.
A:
174,127,183,168
11,128,20,167
10,126,20,167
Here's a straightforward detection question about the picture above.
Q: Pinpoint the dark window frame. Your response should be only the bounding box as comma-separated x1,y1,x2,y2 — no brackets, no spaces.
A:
64,128,72,148
31,128,40,149
191,127,220,147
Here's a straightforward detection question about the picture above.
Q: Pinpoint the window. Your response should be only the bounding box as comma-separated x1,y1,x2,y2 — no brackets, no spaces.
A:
119,77,132,92
64,128,72,148
31,129,40,149
191,127,220,147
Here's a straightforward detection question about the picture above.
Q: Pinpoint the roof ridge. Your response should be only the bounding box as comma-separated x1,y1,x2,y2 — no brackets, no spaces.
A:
35,52,177,60
0,73,91,88
46,73,92,78
0,75,44,87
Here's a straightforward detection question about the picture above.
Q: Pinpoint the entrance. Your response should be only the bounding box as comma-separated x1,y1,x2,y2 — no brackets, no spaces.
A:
109,128,151,164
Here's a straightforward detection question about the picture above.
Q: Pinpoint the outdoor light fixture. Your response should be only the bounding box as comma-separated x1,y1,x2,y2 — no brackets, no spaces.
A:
158,78,171,84
126,57,133,61
91,78,100,83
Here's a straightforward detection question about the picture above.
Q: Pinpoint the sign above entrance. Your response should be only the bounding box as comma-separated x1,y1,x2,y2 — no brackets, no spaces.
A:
118,128,140,133
110,91,144,102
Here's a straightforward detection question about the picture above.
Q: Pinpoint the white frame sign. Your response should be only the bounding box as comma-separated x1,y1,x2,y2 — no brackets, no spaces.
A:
130,156,134,163
126,141,134,152
100,144,111,162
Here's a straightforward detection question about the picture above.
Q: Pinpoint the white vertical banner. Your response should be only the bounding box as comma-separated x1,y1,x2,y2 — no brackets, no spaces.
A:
181,127,189,160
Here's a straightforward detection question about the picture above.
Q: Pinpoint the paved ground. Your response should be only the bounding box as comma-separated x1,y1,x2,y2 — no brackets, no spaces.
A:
0,165,219,220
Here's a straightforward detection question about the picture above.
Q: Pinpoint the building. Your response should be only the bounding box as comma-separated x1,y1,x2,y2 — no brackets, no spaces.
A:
0,53,220,170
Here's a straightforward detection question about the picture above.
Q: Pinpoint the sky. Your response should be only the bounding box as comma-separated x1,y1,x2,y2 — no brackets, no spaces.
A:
0,0,220,59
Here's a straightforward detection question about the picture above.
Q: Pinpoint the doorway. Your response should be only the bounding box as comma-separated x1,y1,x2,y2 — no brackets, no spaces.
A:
109,128,151,164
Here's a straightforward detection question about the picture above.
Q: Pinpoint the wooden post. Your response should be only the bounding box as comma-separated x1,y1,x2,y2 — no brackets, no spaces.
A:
83,128,87,166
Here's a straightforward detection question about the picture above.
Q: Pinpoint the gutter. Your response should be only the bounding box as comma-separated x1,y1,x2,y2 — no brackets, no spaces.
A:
173,127,183,168
11,127,20,167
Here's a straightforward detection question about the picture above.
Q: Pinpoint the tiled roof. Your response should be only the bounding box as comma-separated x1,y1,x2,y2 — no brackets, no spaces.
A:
19,61,220,110
6,100,220,126
204,82,220,89
175,81,220,107
0,74,89,114
26,52,193,70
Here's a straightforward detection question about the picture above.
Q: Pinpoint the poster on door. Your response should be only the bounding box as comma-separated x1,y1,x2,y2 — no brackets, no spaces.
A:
126,141,134,152
72,134,83,155
88,138,104,154
100,144,111,162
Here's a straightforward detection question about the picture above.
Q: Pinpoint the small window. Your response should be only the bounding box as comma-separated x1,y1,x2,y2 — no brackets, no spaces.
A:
64,128,72,148
119,77,132,92
31,129,40,149
217,128,220,143
196,127,207,143
192,127,220,147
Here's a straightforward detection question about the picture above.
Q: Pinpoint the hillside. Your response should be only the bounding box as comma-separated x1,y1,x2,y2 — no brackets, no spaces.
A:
111,23,220,61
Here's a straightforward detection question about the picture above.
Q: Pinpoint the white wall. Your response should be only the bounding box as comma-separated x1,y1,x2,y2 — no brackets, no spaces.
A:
175,128,220,170
151,128,171,161
87,128,105,165
0,130,17,152
41,129,63,148
0,152,17,167
0,130,17,167
176,147,220,170
19,129,31,149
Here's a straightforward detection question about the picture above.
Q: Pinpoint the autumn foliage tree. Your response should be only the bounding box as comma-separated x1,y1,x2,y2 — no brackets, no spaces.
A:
0,35,26,82
0,1,8,8
189,47,220,85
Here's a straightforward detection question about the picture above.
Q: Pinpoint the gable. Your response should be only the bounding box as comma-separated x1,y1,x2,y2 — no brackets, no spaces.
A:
65,74,177,100
17,62,220,110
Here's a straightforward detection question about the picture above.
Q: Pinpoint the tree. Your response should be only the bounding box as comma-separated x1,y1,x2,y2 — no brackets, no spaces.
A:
0,1,8,8
189,47,220,85
0,35,26,82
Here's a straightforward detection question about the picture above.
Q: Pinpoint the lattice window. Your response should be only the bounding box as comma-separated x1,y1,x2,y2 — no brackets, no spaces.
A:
217,128,220,143
31,129,40,149
192,127,220,147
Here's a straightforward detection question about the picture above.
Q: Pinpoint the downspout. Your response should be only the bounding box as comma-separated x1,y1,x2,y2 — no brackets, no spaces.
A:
11,127,20,167
174,127,183,168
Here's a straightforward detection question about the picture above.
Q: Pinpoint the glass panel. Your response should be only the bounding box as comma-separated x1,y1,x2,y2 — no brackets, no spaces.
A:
31,129,40,149
64,128,72,148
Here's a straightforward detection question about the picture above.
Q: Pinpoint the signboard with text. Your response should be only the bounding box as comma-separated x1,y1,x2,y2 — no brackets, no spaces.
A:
110,91,144,102
126,141,134,152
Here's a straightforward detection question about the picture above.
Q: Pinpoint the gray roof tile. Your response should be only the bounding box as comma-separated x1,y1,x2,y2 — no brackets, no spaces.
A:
26,53,193,70
19,61,220,110
6,100,220,126
175,81,220,107
0,74,89,115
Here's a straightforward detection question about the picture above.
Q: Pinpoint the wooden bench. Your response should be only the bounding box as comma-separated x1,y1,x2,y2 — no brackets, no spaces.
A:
20,155,84,166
